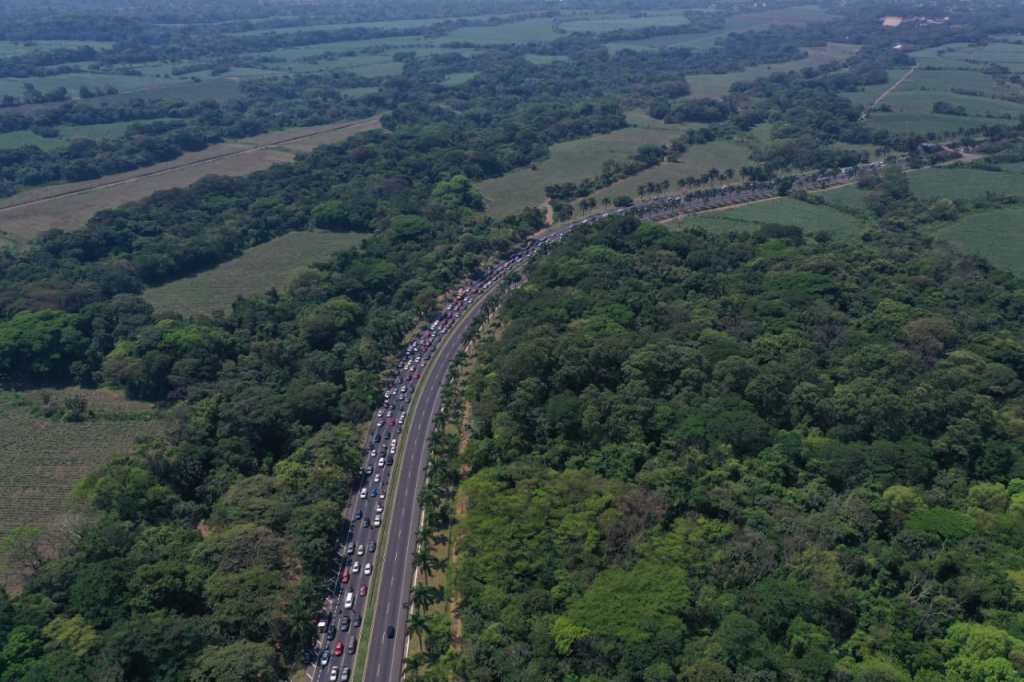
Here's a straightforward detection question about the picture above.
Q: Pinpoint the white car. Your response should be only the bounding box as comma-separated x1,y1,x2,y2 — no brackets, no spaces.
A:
344,591,354,609
372,514,381,528
363,563,372,576
377,457,385,467
359,488,367,499
357,544,365,556
352,561,361,573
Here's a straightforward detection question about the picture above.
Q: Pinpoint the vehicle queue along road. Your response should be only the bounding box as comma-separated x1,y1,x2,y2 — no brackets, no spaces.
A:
307,215,613,682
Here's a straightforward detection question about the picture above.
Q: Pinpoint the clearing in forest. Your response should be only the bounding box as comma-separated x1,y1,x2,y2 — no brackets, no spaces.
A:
0,388,165,589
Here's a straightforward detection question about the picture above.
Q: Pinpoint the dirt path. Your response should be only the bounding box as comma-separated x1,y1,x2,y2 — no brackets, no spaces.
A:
862,65,917,118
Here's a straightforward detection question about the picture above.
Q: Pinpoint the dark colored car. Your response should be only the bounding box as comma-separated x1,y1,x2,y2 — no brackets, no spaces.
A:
327,625,337,640
340,616,351,631
347,640,356,655
387,625,396,639
354,509,363,520
368,542,376,553
362,518,370,528
353,614,362,628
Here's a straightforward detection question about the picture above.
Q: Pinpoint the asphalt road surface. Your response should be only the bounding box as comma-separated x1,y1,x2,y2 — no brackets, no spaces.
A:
360,282,506,682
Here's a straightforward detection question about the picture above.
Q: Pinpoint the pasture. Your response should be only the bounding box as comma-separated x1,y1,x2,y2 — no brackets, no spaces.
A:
932,205,1024,276
477,112,698,216
823,166,1024,211
143,230,365,315
0,116,381,243
672,197,866,239
684,43,860,98
588,139,752,203
560,11,691,34
0,119,176,151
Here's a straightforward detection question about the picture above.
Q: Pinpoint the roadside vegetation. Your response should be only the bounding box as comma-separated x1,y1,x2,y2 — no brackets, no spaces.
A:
1,0,1024,680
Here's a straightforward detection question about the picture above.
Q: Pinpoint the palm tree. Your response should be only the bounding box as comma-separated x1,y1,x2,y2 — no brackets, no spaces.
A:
414,547,436,578
407,611,430,652
411,584,442,611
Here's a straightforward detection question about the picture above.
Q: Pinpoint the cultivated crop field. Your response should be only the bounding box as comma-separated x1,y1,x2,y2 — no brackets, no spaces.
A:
673,197,866,238
0,388,165,585
143,230,365,315
823,166,1024,211
0,116,381,243
589,139,752,203
932,205,1024,276
477,112,700,216
849,42,1024,134
683,43,860,99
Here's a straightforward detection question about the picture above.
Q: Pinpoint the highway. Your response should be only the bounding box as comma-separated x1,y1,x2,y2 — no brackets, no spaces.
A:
360,280,502,682
305,241,550,682
303,144,960,682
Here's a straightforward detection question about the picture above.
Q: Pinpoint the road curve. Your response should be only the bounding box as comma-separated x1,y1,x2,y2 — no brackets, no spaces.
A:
359,270,516,681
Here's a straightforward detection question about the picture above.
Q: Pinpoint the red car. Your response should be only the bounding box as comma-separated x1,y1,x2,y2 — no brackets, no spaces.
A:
334,642,344,656
341,569,350,584
359,584,368,596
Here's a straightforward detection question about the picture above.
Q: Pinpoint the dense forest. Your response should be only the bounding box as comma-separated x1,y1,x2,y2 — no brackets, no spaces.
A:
453,213,1024,681
2,0,1024,679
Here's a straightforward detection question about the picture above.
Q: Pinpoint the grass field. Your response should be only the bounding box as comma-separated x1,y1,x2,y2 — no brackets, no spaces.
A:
823,166,1024,211
932,205,1024,276
589,139,752,203
561,10,691,33
0,71,172,99
444,18,561,44
0,40,111,58
0,119,177,151
477,112,699,216
851,43,1024,134
0,116,381,243
0,388,164,588
143,230,365,314
672,197,866,239
606,4,835,53
685,43,860,98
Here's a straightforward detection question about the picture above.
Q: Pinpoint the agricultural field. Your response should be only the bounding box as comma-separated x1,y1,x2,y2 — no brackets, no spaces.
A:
848,42,1024,134
560,10,691,34
823,165,1024,211
143,230,365,315
0,119,176,151
0,71,172,99
588,138,752,203
477,111,699,216
605,4,835,52
931,205,1024,276
0,388,165,588
672,197,866,239
443,17,562,44
0,40,111,57
0,116,381,243
684,42,860,99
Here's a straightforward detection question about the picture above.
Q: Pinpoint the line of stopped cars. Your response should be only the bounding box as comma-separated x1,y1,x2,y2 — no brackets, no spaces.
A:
310,234,570,681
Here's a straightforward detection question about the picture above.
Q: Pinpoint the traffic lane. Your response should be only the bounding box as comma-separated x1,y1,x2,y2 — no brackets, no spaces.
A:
363,344,446,680
366,289,499,681
365,364,439,680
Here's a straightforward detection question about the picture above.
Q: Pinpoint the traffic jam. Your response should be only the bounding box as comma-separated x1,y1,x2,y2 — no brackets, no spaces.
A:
308,230,573,682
